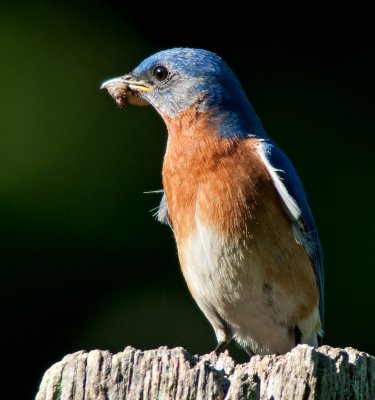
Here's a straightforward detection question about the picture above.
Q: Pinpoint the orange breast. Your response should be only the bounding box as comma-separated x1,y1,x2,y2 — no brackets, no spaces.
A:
162,109,318,321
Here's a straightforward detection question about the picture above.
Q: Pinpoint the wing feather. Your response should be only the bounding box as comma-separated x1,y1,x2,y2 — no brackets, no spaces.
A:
257,140,324,325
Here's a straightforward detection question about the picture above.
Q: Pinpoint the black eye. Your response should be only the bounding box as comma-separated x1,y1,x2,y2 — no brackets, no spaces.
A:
152,65,170,82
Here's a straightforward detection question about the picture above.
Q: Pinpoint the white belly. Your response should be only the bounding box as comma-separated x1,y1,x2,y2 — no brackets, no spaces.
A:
180,219,316,354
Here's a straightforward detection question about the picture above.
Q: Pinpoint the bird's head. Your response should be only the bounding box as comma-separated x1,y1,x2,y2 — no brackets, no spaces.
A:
101,48,265,137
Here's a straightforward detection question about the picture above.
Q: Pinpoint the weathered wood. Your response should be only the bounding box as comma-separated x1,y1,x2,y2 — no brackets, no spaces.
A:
35,345,375,400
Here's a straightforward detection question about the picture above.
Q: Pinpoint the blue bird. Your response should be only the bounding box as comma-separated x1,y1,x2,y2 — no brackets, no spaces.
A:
101,48,324,355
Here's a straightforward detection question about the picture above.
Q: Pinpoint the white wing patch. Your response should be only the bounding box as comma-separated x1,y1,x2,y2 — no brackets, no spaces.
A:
257,142,302,222
256,141,316,258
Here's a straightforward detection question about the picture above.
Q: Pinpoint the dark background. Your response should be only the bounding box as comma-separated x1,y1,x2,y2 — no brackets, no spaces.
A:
1,3,374,398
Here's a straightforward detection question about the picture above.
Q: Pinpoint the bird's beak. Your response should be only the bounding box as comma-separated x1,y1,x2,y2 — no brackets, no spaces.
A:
100,76,151,92
100,75,150,108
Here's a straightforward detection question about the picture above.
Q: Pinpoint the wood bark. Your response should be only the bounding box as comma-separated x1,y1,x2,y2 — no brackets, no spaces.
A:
35,344,375,399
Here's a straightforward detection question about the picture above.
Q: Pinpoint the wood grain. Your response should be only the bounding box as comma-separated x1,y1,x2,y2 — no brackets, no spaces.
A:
36,345,375,399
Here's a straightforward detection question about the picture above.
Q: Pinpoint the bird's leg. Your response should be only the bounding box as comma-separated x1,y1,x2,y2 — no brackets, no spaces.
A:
243,346,255,357
214,340,230,354
213,320,232,354
294,326,302,346
317,333,323,346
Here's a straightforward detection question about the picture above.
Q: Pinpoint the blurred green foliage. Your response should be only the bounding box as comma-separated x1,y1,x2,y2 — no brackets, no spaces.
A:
1,3,374,398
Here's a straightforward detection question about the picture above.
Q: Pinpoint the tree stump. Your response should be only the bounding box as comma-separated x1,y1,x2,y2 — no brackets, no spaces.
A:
35,344,375,399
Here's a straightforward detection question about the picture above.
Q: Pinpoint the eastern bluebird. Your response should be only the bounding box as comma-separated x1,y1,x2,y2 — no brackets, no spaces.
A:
101,48,324,356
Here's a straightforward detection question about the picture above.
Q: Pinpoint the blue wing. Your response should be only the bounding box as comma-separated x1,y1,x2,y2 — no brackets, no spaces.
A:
259,140,324,326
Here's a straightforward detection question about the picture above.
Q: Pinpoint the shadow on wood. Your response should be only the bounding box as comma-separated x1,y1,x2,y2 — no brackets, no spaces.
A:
35,345,375,399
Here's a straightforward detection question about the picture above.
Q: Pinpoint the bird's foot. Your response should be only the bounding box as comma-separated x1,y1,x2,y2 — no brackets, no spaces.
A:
214,340,230,355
